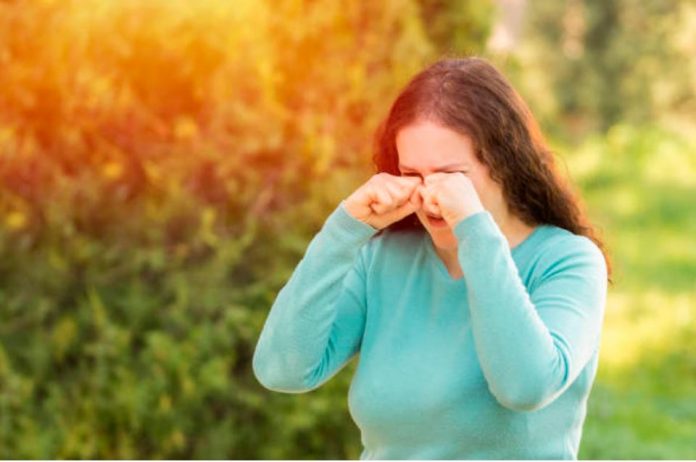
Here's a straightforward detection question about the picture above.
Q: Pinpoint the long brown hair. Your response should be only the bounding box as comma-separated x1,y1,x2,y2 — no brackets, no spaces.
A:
372,57,612,282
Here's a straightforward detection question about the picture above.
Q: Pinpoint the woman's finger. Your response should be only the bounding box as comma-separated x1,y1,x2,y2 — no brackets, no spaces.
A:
369,184,394,215
409,185,423,209
421,186,441,217
424,172,447,186
396,175,422,190
383,181,410,207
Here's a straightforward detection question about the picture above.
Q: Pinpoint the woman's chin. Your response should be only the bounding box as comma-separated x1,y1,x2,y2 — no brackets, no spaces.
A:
424,225,457,246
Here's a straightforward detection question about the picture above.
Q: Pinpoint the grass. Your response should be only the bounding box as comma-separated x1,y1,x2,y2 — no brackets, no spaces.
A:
562,125,696,459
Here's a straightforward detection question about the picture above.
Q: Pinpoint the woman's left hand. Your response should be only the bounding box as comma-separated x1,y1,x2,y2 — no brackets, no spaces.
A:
419,172,485,228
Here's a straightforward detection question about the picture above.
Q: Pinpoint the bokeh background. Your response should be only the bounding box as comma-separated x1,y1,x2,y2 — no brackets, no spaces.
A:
0,0,694,458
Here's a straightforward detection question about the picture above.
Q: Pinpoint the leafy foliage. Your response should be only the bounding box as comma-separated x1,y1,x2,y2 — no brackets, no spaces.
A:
0,0,490,458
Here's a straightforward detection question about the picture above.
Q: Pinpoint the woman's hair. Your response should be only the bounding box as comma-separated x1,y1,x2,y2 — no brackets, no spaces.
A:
372,56,613,282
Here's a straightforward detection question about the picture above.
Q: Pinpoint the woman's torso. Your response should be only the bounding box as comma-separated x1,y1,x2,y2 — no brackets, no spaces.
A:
347,225,600,459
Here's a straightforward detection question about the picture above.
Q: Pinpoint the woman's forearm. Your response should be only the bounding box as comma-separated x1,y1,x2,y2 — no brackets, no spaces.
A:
454,211,607,412
252,201,378,393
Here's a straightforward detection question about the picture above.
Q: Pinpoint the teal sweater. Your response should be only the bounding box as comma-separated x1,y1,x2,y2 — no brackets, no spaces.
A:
252,200,608,459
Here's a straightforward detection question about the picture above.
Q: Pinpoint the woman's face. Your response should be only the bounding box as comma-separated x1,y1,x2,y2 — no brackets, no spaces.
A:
395,118,506,250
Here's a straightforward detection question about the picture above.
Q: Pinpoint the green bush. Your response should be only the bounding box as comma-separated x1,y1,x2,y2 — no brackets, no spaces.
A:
0,0,492,457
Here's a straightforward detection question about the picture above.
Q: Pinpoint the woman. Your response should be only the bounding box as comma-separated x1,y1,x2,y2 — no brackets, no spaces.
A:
252,57,611,459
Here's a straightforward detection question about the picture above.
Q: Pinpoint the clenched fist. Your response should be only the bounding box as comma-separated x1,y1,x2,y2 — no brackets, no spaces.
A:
418,172,484,228
344,173,423,230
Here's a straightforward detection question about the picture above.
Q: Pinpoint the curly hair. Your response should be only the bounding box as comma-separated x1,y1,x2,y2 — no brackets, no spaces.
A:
372,57,612,282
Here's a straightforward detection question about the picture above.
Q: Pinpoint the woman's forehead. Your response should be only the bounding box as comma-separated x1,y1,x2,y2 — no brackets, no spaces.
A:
396,120,476,169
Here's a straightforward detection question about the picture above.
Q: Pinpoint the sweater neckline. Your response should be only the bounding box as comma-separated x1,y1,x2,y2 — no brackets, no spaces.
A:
424,224,546,282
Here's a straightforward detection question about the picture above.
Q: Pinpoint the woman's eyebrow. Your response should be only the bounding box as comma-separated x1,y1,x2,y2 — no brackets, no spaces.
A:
398,162,467,171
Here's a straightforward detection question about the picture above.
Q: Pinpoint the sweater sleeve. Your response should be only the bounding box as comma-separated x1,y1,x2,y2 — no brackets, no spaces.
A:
453,211,608,412
252,200,379,393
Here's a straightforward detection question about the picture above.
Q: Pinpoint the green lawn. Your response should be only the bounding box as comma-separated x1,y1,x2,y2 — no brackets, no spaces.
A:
565,125,696,459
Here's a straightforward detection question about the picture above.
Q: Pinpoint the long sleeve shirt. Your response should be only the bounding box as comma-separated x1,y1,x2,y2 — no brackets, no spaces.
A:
252,200,608,459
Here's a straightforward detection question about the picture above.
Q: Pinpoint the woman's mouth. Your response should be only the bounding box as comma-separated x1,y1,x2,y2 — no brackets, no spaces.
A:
426,214,448,228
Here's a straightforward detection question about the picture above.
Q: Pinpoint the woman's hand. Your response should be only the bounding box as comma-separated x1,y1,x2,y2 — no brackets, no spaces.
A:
419,172,484,228
344,173,423,230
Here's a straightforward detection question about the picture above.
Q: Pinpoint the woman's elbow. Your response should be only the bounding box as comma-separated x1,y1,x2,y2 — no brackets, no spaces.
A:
489,348,571,412
252,349,316,394
489,381,556,412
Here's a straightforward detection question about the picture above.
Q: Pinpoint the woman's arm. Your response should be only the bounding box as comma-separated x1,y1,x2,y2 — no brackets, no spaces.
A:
454,211,608,412
252,201,378,393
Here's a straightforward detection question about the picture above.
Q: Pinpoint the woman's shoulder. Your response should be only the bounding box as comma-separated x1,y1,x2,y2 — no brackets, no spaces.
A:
536,225,604,258
529,224,607,282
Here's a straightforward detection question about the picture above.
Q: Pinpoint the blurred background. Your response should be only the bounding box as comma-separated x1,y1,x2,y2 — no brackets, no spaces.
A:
0,0,694,458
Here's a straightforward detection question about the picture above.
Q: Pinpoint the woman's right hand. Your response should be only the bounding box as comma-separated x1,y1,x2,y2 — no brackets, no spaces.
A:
343,173,423,230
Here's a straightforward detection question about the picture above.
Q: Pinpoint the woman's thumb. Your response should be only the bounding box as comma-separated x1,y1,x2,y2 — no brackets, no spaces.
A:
410,185,424,209
391,195,419,220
